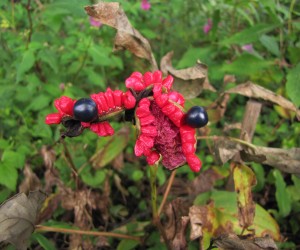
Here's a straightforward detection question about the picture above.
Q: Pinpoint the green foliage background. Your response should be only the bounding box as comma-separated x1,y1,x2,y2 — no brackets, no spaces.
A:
0,0,300,249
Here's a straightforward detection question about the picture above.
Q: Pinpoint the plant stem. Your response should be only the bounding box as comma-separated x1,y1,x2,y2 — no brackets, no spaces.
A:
149,163,158,218
288,0,296,35
35,225,142,242
26,0,33,49
149,164,172,250
158,169,176,216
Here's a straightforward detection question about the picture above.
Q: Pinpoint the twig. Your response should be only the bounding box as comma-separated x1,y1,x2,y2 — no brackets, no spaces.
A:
25,0,33,49
35,225,142,242
197,136,257,150
61,139,81,189
158,170,176,216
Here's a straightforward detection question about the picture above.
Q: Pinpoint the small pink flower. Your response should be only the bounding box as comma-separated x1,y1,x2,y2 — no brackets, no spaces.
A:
203,19,212,34
89,17,102,28
241,44,254,53
141,0,151,11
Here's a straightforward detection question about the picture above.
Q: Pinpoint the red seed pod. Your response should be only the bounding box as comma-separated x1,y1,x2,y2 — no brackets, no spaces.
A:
122,90,136,109
162,75,173,91
54,96,75,116
146,151,160,165
45,113,62,124
186,155,202,172
112,90,123,107
104,88,115,109
143,71,153,87
90,121,114,136
125,72,145,91
153,70,162,83
168,91,185,106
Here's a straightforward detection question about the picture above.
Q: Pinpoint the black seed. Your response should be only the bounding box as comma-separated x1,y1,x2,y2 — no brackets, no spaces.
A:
184,106,208,128
73,98,98,122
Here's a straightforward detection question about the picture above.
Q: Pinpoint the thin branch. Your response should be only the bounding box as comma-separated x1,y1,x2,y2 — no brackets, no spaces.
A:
26,0,33,49
61,139,81,189
158,169,176,216
35,225,142,242
197,136,257,150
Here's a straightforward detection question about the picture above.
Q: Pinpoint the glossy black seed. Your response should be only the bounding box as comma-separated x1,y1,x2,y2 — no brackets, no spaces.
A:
73,98,98,122
184,106,208,128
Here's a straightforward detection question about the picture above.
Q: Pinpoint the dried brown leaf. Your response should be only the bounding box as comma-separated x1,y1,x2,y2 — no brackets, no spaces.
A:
85,2,158,70
207,93,230,123
213,137,300,174
160,51,215,99
19,164,41,193
0,190,47,250
190,168,224,195
213,234,278,250
241,146,300,174
225,82,300,120
213,137,244,164
163,199,190,249
40,145,56,169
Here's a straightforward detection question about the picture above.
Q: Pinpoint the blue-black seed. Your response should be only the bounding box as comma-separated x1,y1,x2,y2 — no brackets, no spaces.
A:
73,98,98,122
185,106,208,128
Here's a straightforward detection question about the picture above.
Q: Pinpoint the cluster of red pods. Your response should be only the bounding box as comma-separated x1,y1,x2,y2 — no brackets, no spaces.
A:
45,71,208,172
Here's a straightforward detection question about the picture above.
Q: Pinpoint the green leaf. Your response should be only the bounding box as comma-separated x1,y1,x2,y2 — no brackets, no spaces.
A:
221,23,279,46
117,239,139,250
80,168,106,188
38,50,58,73
0,162,18,191
286,63,300,107
17,50,35,82
221,54,272,76
26,94,51,111
32,233,56,250
259,35,280,56
2,150,25,169
273,169,291,217
233,164,256,227
251,163,265,192
253,204,280,239
92,129,129,168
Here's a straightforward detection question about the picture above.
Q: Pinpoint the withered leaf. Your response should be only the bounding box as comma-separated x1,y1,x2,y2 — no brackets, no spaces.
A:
163,198,190,249
0,190,47,250
212,234,278,250
213,136,244,164
160,51,215,99
233,164,256,229
19,164,41,194
225,82,300,120
85,2,158,70
213,136,300,174
241,146,300,175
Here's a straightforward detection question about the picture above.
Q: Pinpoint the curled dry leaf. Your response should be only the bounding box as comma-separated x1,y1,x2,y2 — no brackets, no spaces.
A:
212,234,278,250
85,2,158,70
233,164,256,229
160,51,215,99
225,82,300,120
213,136,244,164
19,164,41,193
213,136,300,174
0,190,47,250
40,145,56,169
241,146,300,175
163,198,190,249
